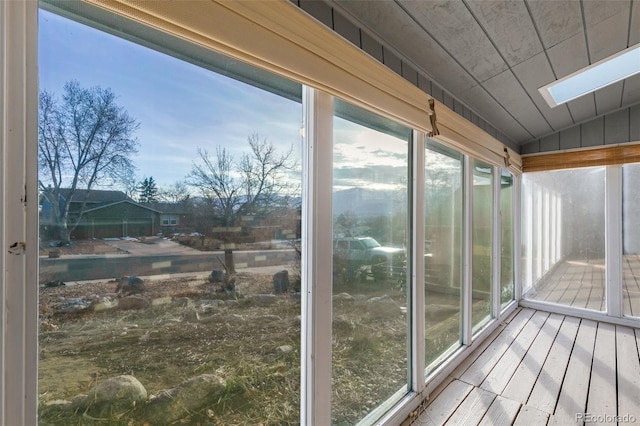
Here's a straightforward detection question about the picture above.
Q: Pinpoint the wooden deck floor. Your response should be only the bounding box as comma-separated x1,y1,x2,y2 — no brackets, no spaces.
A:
413,308,640,425
524,255,640,317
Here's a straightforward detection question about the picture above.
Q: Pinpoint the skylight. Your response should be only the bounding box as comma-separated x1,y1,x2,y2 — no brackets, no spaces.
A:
539,43,640,108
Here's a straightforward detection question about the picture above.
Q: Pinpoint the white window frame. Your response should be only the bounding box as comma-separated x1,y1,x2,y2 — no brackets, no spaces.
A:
520,166,640,328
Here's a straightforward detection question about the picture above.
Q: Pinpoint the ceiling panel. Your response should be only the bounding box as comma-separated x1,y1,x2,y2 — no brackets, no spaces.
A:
622,74,640,106
630,3,640,44
458,84,532,141
321,0,640,146
595,82,625,115
525,0,582,48
398,0,508,82
546,32,589,78
482,70,552,136
583,0,631,61
511,52,573,130
464,0,542,67
334,0,478,93
567,95,597,123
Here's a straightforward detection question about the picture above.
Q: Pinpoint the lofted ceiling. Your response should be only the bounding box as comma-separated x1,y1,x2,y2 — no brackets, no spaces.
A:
321,0,640,147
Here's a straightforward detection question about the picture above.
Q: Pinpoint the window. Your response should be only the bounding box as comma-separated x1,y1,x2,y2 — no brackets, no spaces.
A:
160,215,179,226
623,163,640,317
501,169,514,306
331,99,411,423
424,140,463,370
471,159,494,332
38,8,303,424
522,167,606,311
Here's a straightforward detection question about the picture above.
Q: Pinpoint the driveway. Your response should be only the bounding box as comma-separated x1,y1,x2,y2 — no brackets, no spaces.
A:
103,236,202,256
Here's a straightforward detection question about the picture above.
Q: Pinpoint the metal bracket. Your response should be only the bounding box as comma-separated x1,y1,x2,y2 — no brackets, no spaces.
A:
427,98,440,137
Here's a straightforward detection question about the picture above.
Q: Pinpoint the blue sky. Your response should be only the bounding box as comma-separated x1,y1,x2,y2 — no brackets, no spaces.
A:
38,8,416,198
38,9,303,190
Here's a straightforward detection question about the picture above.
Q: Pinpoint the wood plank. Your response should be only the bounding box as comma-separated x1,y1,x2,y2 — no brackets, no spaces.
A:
445,387,496,425
551,319,597,424
478,395,521,426
522,142,640,173
585,266,605,311
624,255,640,317
513,405,550,425
479,311,550,394
455,309,535,384
573,280,591,309
586,322,617,418
526,316,580,414
556,278,579,306
616,325,640,421
502,313,564,404
417,379,473,425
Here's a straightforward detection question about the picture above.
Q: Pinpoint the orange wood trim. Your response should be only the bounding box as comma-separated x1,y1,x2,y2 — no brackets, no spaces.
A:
522,144,640,173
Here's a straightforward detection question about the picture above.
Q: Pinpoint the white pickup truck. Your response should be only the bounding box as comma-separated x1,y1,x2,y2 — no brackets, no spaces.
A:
333,237,405,282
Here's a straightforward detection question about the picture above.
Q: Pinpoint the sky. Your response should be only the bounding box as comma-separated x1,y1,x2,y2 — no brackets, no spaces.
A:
38,9,303,190
38,8,416,197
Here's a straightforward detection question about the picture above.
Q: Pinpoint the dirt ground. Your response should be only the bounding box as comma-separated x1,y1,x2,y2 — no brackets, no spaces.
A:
39,239,127,256
38,269,415,425
37,239,457,425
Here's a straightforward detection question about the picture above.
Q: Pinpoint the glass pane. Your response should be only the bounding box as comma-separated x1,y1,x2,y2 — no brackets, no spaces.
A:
623,163,640,317
332,99,410,424
38,9,303,424
522,168,605,311
472,159,493,333
500,169,514,306
424,141,462,371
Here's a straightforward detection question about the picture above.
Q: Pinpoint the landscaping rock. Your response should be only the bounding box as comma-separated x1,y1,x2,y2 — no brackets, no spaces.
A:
117,295,150,310
208,269,225,283
75,375,147,418
273,270,289,294
367,295,402,318
252,294,279,306
91,298,118,312
277,345,293,354
59,298,91,313
116,276,145,296
144,374,226,425
333,292,354,303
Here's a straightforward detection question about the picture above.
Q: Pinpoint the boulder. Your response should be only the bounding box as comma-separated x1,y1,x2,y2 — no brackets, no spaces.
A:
117,296,150,311
273,270,289,294
367,295,402,318
333,292,354,303
116,276,145,296
74,375,147,418
144,374,226,424
208,269,225,283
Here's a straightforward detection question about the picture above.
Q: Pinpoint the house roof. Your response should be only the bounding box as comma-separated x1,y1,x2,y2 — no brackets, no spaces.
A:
58,188,131,204
83,199,162,214
141,202,190,215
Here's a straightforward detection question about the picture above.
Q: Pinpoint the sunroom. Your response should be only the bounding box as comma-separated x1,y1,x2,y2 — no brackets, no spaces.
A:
1,0,639,425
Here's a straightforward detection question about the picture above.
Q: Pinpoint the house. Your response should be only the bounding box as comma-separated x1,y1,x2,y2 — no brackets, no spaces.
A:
2,1,639,425
40,189,192,239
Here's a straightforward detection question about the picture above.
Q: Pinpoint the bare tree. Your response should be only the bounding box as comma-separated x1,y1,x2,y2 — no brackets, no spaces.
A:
159,180,191,204
39,80,139,243
188,133,296,272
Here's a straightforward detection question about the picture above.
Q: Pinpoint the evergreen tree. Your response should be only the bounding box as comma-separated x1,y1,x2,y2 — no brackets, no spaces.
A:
138,176,159,203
